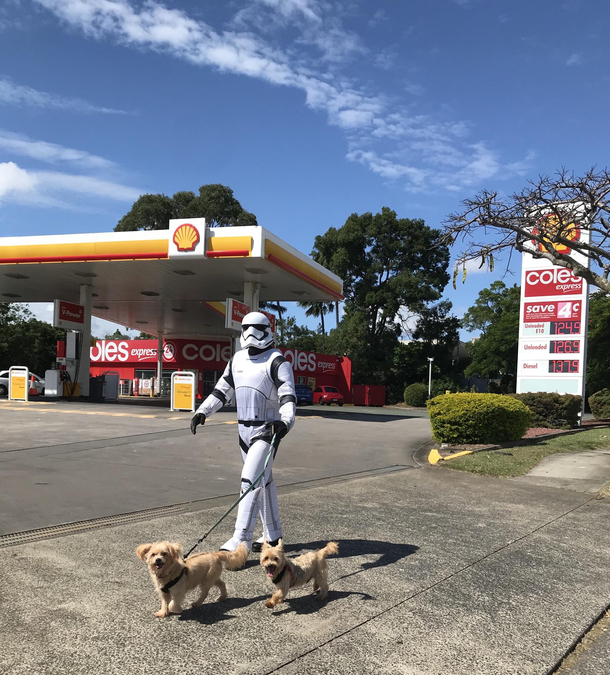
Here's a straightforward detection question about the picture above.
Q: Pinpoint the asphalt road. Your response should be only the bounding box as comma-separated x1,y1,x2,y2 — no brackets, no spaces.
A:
0,400,430,535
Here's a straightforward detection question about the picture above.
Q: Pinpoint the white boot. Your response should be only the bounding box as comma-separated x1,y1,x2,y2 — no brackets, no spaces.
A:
220,535,252,553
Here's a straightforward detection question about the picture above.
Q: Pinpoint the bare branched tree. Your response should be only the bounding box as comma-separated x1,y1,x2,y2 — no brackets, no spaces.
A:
444,168,610,294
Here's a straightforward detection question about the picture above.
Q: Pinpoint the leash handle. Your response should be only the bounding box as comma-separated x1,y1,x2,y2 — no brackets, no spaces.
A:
183,433,277,559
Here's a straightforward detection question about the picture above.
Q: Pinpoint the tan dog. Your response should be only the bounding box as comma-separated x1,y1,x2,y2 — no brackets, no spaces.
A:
136,541,248,618
260,539,339,608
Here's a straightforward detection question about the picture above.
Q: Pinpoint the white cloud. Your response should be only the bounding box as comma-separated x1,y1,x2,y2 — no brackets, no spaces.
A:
0,130,115,169
0,161,38,199
0,77,127,114
0,161,141,206
35,0,531,193
566,53,583,66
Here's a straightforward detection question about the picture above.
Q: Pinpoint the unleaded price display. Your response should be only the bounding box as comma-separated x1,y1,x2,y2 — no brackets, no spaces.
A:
550,320,581,335
549,340,580,354
548,360,579,373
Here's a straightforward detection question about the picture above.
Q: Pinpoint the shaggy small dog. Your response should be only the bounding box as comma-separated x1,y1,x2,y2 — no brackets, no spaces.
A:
260,539,339,608
136,541,248,618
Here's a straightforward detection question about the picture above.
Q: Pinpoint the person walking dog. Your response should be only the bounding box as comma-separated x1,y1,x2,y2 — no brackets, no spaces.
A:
190,311,296,553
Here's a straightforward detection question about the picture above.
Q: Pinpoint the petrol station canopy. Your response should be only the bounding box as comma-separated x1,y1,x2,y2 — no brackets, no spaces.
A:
0,223,343,339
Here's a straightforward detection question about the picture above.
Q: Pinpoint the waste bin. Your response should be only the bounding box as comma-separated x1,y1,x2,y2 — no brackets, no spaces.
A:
351,384,385,406
89,375,105,401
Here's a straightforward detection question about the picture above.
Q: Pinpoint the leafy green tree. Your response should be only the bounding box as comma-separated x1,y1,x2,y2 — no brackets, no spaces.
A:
276,316,325,352
389,301,461,401
0,304,64,376
462,281,521,381
313,208,450,340
586,292,610,395
311,207,450,384
115,184,257,231
104,329,132,339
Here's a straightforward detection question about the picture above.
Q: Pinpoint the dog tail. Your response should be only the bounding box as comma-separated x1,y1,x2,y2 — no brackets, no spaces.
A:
319,541,339,559
216,543,248,570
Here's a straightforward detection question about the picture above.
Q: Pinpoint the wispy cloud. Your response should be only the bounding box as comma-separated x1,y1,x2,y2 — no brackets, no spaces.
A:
0,130,115,169
35,0,530,193
566,52,583,66
0,77,128,114
0,160,141,206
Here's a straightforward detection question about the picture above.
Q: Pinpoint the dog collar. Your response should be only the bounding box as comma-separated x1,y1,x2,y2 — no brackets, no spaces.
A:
273,565,295,587
160,566,187,594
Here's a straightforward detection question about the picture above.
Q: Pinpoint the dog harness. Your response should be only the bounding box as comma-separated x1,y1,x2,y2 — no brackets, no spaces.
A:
272,564,296,587
160,567,188,594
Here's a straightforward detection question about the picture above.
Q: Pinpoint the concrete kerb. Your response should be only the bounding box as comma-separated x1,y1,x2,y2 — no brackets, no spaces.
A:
427,423,610,465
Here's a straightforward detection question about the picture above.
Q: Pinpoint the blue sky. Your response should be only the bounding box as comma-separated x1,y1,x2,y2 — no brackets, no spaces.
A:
1,0,608,339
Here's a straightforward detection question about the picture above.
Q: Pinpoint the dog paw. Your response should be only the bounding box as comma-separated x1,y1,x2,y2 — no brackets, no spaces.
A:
154,610,169,618
265,600,275,608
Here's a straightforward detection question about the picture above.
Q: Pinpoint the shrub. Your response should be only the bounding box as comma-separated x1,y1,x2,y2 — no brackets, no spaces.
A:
589,389,610,419
404,383,428,407
430,377,462,398
427,393,532,444
510,392,581,429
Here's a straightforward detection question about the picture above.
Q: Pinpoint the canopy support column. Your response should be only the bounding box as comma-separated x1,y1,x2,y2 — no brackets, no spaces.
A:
78,284,92,398
243,281,260,312
157,332,163,397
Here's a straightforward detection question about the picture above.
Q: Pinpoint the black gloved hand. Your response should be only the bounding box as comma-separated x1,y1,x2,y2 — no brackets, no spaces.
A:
273,420,289,440
190,413,206,435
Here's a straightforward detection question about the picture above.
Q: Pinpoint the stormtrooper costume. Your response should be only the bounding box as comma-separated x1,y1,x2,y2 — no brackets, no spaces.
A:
190,312,296,553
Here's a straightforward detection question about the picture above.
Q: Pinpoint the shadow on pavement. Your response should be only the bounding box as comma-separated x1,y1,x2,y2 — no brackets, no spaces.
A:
273,589,375,615
286,538,419,580
295,409,421,423
178,594,269,624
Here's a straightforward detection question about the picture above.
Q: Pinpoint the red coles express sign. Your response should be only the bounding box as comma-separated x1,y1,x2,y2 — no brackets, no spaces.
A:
524,268,583,297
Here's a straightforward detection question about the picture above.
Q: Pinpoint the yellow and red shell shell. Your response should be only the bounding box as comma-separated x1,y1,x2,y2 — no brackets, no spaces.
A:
532,213,580,254
173,223,201,252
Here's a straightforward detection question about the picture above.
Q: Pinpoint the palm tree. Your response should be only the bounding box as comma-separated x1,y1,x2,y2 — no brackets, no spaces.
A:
259,301,287,341
297,301,334,335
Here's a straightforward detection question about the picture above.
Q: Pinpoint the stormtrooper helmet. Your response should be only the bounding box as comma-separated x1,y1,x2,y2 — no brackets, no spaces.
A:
240,311,274,350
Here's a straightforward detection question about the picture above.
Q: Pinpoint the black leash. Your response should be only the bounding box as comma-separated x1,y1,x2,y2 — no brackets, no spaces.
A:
182,433,277,560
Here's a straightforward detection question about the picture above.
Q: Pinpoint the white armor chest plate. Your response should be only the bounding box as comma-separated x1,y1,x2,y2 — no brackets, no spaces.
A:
232,349,281,422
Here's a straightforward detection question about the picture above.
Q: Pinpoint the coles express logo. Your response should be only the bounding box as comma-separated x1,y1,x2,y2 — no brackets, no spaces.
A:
91,340,231,363
283,349,336,373
524,268,583,297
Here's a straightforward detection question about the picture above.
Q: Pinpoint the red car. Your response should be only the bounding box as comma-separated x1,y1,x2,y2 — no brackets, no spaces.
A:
313,385,344,406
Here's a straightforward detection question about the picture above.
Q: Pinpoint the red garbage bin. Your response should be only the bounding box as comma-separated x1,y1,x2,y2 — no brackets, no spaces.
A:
351,385,385,406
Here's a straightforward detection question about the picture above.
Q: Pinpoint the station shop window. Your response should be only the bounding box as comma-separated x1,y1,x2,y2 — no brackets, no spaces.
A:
296,375,307,385
202,370,220,397
134,369,177,397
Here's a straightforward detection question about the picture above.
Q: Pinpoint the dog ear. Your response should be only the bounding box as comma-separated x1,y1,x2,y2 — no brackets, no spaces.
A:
136,544,152,561
168,542,182,559
277,538,284,550
261,540,270,552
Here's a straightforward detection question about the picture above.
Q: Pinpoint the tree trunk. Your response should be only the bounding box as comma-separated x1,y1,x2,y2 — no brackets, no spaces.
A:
335,302,340,326
321,311,326,336
276,301,283,343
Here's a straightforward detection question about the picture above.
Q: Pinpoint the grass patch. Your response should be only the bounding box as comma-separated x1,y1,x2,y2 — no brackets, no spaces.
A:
441,429,610,477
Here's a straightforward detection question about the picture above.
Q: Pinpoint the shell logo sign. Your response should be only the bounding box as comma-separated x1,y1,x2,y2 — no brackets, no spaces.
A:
532,213,580,254
173,223,200,252
168,217,206,258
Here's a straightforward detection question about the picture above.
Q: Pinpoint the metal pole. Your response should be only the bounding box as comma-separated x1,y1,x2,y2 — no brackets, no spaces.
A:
157,332,163,397
428,357,434,399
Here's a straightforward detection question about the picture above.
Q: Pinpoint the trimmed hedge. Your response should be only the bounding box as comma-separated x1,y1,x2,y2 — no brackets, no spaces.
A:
589,389,610,419
404,383,428,407
427,393,532,444
510,392,581,429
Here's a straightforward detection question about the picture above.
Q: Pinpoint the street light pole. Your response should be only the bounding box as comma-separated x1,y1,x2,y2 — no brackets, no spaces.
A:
427,357,434,399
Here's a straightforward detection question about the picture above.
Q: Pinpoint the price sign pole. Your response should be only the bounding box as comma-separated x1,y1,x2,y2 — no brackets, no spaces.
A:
517,207,590,401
